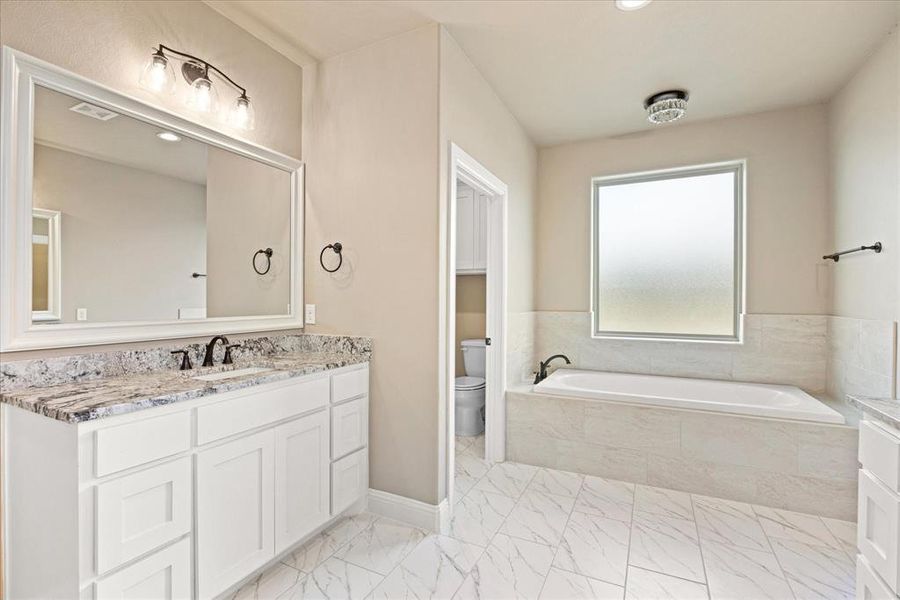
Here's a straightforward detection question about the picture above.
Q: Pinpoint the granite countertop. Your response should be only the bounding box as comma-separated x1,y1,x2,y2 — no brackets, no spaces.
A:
0,351,368,424
848,395,900,430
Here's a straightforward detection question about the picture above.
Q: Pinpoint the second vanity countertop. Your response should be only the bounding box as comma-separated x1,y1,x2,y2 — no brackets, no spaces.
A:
848,395,900,430
0,351,369,424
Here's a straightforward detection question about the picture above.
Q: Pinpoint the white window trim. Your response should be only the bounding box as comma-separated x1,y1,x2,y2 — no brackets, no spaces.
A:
590,160,746,344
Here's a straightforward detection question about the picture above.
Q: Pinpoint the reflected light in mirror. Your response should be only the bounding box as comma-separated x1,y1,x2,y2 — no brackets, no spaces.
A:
616,0,652,10
156,131,181,142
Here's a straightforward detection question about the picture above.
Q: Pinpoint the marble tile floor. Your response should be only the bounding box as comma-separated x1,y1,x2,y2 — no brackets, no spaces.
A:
229,456,856,600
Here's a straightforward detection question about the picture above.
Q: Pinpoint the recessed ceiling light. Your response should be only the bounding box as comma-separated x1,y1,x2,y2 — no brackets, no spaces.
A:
156,131,181,142
616,0,652,10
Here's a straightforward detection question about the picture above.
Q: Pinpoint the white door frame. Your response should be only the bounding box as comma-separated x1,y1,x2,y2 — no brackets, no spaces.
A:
445,143,508,509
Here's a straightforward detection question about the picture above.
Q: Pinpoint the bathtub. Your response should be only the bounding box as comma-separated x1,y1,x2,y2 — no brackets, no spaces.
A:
534,368,845,424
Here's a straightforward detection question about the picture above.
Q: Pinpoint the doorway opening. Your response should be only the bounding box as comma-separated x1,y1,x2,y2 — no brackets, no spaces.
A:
446,143,508,510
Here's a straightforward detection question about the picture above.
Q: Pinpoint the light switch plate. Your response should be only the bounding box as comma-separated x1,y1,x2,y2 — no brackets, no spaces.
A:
76,308,88,321
304,304,316,325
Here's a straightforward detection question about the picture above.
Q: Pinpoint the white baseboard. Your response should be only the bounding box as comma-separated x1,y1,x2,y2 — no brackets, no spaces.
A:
367,488,449,532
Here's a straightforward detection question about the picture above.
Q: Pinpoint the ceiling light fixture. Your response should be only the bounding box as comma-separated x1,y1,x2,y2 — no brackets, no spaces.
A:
644,90,689,124
139,44,255,130
616,0,652,11
156,131,182,142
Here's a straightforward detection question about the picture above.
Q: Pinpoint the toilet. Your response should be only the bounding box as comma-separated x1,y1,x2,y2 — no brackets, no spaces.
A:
456,339,486,436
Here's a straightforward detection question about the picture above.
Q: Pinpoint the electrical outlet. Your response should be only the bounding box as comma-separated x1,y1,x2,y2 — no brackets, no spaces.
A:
305,304,316,325
76,308,88,321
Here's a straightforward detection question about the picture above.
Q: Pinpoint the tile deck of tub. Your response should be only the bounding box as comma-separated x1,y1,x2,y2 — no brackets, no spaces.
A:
227,435,856,599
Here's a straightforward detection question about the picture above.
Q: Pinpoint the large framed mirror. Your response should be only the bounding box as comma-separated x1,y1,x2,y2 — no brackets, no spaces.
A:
1,47,304,351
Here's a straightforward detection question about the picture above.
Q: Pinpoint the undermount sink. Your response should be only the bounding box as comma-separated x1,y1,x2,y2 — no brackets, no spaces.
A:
193,367,273,382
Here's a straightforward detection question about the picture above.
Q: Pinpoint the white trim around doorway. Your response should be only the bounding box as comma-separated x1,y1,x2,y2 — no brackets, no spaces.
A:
445,142,508,513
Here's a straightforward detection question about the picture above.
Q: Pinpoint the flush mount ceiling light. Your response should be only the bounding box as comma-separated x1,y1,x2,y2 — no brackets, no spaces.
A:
644,90,689,124
139,44,255,131
616,0,652,10
156,131,181,142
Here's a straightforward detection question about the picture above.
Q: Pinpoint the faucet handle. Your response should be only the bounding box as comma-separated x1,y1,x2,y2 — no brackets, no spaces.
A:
224,344,242,365
170,350,193,371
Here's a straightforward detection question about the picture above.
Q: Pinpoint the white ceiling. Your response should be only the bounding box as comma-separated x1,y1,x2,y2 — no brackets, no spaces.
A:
216,0,899,145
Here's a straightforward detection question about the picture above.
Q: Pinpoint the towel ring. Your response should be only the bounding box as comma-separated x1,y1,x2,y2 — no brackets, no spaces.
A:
252,248,273,275
320,242,343,273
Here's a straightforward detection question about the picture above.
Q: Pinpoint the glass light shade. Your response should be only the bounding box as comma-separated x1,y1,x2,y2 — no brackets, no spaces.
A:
187,76,218,114
646,98,687,124
139,53,176,94
229,95,256,130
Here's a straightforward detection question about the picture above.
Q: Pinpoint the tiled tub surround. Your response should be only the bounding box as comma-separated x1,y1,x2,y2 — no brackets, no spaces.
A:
0,333,371,422
534,312,829,391
828,316,897,402
507,311,536,385
507,390,859,520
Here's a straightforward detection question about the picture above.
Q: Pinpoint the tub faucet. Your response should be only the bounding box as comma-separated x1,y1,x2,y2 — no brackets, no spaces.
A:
534,354,571,384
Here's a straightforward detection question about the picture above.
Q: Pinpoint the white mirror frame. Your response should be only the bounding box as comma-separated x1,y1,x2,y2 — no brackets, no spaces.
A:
30,207,61,323
1,47,305,352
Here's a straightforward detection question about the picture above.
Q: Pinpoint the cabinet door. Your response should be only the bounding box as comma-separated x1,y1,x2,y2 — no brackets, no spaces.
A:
96,457,192,574
94,537,191,600
197,430,275,599
274,411,330,554
456,186,475,272
331,397,368,460
473,192,489,272
858,468,900,593
332,448,368,515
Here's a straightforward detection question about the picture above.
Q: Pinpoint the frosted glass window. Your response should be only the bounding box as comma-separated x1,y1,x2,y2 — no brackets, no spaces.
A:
591,162,744,341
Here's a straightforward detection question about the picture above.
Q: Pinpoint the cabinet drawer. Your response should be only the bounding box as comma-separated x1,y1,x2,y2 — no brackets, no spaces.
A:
96,457,192,574
197,376,329,444
858,468,900,593
332,448,368,515
860,420,900,491
95,537,191,599
95,411,191,477
332,367,368,403
858,554,895,600
332,397,368,460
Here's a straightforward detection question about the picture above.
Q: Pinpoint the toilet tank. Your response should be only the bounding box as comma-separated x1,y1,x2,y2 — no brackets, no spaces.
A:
461,339,486,377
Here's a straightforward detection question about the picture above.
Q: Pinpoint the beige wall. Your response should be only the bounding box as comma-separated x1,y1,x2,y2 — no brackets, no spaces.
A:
438,27,538,500
303,26,441,504
33,145,207,323
0,0,304,359
206,147,292,318
827,29,899,323
0,1,302,158
827,29,899,399
537,104,830,315
439,28,538,314
455,275,486,376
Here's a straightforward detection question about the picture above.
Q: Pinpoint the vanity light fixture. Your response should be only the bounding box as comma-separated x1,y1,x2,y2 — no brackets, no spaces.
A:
139,44,255,130
644,90,689,124
616,0,652,10
156,131,181,142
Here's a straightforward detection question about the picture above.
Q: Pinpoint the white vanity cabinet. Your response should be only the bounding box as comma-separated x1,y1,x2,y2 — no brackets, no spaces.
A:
856,417,900,599
197,430,276,599
456,184,488,274
2,362,369,600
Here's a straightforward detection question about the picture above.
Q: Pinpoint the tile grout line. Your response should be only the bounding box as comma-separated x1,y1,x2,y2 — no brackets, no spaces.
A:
686,493,712,599
739,503,798,599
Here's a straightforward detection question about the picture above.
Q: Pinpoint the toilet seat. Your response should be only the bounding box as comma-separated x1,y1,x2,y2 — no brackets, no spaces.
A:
455,376,485,391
